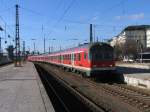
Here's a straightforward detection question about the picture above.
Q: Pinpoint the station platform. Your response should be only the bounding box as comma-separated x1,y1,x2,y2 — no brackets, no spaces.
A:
116,63,150,89
116,62,150,69
0,62,55,112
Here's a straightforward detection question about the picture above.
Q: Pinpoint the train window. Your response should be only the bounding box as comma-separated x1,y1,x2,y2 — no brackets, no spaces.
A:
59,55,60,60
84,52,87,59
68,54,69,60
78,53,81,61
74,54,76,61
104,52,113,59
62,55,63,60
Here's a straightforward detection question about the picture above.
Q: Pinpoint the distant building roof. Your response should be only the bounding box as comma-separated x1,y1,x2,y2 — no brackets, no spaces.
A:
124,25,150,31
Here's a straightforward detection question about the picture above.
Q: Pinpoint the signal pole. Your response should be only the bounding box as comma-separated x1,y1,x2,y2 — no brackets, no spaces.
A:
44,36,45,53
90,24,93,44
31,39,36,54
22,41,25,61
14,4,21,67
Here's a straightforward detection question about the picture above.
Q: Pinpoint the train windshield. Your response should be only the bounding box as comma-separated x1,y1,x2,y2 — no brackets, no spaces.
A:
90,44,113,61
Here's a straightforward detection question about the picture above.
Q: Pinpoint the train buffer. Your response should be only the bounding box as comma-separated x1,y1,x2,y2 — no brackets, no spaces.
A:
0,62,55,112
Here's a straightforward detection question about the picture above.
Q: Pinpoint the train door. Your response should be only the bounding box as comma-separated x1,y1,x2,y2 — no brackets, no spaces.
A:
71,53,74,66
61,54,63,64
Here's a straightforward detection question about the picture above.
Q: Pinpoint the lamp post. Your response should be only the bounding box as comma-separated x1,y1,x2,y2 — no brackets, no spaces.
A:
48,38,56,53
31,39,36,54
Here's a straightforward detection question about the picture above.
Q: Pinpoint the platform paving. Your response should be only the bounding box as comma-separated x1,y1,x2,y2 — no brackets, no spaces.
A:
0,62,55,112
116,62,150,69
116,63,150,89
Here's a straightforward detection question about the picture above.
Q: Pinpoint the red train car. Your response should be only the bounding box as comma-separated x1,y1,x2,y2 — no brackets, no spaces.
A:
28,42,115,77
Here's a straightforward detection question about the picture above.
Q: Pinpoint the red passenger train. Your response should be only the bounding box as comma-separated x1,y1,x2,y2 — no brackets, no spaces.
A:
28,42,116,77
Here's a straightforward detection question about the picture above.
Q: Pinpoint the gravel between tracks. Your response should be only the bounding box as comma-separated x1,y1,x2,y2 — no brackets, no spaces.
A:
36,63,150,112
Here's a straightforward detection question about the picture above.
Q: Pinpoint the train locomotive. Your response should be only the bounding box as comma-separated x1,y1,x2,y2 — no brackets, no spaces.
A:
28,42,115,77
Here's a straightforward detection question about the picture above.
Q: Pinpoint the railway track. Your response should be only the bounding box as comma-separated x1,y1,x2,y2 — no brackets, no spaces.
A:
35,64,105,112
36,63,150,112
85,78,150,112
98,84,150,112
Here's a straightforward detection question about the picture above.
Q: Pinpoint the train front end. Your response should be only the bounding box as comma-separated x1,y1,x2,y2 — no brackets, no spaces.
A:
88,43,115,77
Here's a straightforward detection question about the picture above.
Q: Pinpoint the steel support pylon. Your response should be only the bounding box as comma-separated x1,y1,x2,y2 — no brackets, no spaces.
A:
14,4,21,67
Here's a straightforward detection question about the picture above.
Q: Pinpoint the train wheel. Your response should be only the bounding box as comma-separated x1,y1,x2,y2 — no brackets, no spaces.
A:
81,72,87,78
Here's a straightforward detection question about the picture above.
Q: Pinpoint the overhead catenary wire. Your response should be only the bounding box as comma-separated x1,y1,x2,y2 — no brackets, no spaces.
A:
48,0,76,35
0,15,15,42
98,0,129,24
17,0,128,35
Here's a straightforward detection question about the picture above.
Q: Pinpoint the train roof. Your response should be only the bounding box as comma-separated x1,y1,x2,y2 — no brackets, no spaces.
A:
29,42,112,57
50,42,111,53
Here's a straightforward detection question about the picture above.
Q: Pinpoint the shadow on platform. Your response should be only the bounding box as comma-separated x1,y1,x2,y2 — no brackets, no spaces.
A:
116,67,150,74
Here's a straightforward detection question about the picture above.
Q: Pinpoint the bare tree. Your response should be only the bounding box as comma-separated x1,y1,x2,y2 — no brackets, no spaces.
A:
114,43,124,60
123,39,138,59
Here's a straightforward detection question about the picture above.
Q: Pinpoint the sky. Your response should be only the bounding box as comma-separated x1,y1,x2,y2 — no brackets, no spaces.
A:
0,0,150,53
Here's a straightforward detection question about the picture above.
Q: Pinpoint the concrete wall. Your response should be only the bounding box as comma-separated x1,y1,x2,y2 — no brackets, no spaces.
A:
146,29,150,48
0,56,10,65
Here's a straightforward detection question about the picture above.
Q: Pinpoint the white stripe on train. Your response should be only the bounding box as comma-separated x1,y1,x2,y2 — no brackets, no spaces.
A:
41,60,116,71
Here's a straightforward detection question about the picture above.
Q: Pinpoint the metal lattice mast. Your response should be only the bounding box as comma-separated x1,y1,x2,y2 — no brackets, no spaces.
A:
15,4,20,60
15,4,21,66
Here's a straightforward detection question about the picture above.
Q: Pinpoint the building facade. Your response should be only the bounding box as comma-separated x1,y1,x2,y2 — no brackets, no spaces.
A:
110,25,150,49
